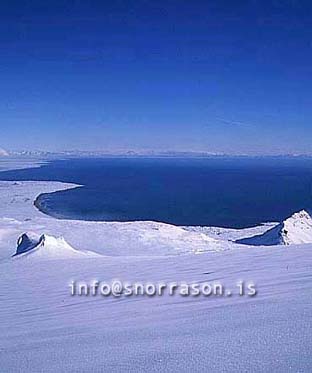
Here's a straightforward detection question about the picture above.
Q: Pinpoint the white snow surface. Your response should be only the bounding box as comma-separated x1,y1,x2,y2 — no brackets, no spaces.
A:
0,155,47,171
0,180,311,372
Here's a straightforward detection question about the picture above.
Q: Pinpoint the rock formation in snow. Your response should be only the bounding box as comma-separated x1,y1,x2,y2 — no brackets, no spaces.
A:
13,232,100,258
237,210,312,246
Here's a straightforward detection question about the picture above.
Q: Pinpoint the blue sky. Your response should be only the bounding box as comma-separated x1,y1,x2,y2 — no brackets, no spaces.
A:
1,0,312,154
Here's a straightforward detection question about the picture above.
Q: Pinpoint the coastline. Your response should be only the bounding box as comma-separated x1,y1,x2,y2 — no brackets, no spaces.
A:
0,164,311,372
0,156,281,248
0,178,276,261
33,186,83,220
0,155,49,172
1,155,312,228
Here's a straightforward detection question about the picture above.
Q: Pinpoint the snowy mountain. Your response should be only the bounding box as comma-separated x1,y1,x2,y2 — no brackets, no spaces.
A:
237,210,312,246
0,147,9,156
10,149,225,158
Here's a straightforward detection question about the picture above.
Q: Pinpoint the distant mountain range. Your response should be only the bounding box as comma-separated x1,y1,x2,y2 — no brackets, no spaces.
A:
0,148,9,156
2,148,312,158
1,149,226,158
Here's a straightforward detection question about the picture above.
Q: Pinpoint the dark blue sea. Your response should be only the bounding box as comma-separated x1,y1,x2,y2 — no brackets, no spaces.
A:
1,157,312,228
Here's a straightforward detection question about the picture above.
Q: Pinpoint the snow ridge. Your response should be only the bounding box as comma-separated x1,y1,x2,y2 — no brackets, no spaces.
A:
237,210,312,246
13,232,101,259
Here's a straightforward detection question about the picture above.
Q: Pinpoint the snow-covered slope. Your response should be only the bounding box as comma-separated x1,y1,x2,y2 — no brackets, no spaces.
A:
0,178,311,372
1,239,312,372
237,210,312,246
184,222,278,242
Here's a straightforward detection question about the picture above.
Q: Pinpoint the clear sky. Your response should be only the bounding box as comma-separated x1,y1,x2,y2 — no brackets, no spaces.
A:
1,0,312,154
